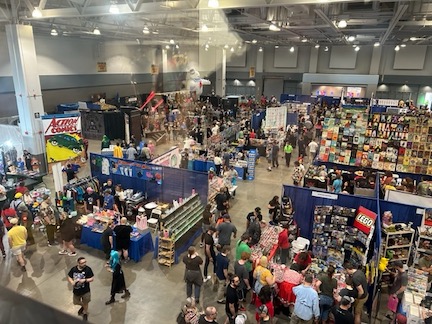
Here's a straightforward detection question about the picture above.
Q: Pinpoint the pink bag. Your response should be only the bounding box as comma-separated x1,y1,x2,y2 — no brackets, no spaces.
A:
136,215,148,230
387,295,398,313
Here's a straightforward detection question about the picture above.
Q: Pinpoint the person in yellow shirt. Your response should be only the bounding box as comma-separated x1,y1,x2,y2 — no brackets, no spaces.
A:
113,143,123,159
8,218,28,272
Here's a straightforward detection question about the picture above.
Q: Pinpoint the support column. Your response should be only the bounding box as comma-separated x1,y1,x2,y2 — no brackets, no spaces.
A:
6,24,46,173
215,48,226,97
255,47,264,98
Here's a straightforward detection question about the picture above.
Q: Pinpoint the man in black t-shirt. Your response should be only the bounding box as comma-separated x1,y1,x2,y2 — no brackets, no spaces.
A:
64,164,77,182
101,220,114,259
198,306,219,323
67,257,94,322
83,187,100,213
331,296,354,324
345,263,368,324
203,226,216,283
214,189,228,218
114,217,133,262
225,273,240,324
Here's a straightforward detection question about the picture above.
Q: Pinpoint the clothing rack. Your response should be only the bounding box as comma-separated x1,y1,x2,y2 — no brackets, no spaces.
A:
59,176,100,205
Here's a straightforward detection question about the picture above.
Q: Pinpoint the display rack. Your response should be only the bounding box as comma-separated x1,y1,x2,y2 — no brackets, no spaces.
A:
381,228,415,265
158,236,175,267
414,226,432,265
161,194,204,243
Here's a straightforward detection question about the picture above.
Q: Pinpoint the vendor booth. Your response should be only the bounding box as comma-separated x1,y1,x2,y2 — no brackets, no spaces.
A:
81,110,126,141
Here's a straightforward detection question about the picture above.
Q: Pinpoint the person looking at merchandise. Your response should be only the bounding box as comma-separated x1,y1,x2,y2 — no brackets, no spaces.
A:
332,174,343,193
291,274,320,324
345,263,368,324
114,217,133,262
335,276,357,312
418,250,432,283
293,251,312,272
101,220,114,260
278,223,290,265
103,189,118,212
246,207,262,229
331,296,355,324
253,256,276,295
254,286,274,323
267,196,280,224
315,265,337,323
83,187,100,213
102,179,114,195
386,261,408,320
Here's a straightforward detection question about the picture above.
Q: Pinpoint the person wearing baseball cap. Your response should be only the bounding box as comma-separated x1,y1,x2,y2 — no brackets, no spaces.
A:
8,217,28,271
84,187,100,213
331,295,354,324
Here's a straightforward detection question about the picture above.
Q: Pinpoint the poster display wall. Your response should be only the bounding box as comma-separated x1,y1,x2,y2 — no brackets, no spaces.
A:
42,114,85,172
265,106,287,130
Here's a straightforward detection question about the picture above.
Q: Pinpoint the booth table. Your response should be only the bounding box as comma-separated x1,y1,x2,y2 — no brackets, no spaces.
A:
80,225,154,262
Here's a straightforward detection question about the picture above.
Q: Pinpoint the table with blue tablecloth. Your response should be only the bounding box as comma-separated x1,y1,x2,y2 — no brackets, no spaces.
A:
80,225,154,262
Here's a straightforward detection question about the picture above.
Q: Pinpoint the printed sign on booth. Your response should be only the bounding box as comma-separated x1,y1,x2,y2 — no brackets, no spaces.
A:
353,206,377,235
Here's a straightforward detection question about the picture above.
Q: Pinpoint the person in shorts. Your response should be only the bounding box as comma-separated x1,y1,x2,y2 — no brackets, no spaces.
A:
8,218,27,271
68,257,94,322
113,217,133,262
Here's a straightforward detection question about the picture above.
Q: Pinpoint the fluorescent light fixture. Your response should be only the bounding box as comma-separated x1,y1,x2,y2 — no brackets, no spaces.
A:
50,28,58,36
152,30,159,35
143,26,150,34
324,46,329,52
315,44,320,48
374,42,380,47
93,27,101,35
301,38,308,43
258,47,263,52
352,44,357,48
394,45,400,51
347,36,355,42
32,7,42,18
354,46,360,51
275,45,279,48
230,47,234,52
269,24,281,31
169,39,175,44
290,46,295,52
205,47,208,51
109,4,119,14
252,39,257,44
175,44,179,49
208,0,219,8
337,20,347,28
165,45,170,49
201,24,209,32
401,44,406,47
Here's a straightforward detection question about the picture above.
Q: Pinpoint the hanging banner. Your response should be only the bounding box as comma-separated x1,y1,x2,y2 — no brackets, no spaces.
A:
249,66,255,78
354,206,377,235
265,106,287,130
42,114,85,172
247,149,256,180
151,147,181,168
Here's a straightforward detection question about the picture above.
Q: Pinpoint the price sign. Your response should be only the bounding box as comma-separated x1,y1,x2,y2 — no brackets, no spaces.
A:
353,206,377,234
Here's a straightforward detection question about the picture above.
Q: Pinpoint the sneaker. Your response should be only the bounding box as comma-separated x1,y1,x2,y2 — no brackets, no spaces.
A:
203,275,211,283
239,306,246,311
78,307,84,315
68,252,77,257
121,291,131,299
58,250,68,255
105,299,115,305
47,243,52,247
199,243,204,248
217,299,225,304
2,254,5,259
83,314,88,321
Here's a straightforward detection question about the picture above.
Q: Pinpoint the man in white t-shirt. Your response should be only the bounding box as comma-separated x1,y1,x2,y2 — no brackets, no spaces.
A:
308,139,319,161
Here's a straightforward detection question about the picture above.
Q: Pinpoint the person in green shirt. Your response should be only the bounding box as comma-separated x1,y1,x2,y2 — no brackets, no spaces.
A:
284,142,293,167
235,232,252,273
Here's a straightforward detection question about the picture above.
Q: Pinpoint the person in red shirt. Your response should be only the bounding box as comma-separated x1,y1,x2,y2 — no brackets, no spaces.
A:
293,251,312,272
15,182,28,195
2,203,17,230
278,223,290,264
249,129,256,139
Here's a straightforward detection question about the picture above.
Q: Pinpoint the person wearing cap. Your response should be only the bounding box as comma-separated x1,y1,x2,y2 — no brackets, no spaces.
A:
203,226,217,283
58,211,77,257
257,304,271,323
331,296,354,324
8,217,28,271
101,220,115,260
11,192,34,245
291,274,320,324
83,187,100,213
39,194,58,246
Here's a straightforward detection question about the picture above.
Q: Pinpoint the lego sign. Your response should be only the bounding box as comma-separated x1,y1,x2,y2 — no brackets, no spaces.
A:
353,206,377,235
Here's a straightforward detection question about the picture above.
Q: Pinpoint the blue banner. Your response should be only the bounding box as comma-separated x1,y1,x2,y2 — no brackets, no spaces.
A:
247,149,256,180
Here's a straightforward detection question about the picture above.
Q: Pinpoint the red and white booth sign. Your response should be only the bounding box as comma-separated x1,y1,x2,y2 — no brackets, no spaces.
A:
353,206,377,235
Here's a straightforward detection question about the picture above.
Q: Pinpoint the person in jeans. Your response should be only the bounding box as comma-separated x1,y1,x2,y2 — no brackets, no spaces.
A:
216,215,237,247
182,246,204,303
291,274,320,324
203,226,217,283
315,265,337,323
215,246,230,304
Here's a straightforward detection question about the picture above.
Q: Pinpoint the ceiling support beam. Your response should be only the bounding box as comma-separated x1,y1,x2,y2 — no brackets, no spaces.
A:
379,4,408,45
314,8,347,44
38,0,48,10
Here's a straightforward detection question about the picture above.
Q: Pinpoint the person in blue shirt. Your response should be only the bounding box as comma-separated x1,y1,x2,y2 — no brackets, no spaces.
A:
103,189,117,212
332,174,343,193
291,274,320,324
215,245,230,303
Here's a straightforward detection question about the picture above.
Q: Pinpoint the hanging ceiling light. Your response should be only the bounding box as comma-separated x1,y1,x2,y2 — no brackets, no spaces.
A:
315,44,320,49
208,0,219,8
152,30,159,35
205,44,209,48
290,46,295,52
143,26,150,34
109,3,119,14
394,45,400,51
269,24,281,31
93,27,101,35
201,24,209,32
401,44,406,48
301,38,308,43
347,36,355,42
252,39,257,44
205,47,208,51
165,45,170,49
175,44,179,49
324,46,329,52
170,39,175,44
275,45,279,49
354,46,360,51
50,28,58,36
337,20,347,28
32,7,42,18
374,42,380,47
258,47,263,52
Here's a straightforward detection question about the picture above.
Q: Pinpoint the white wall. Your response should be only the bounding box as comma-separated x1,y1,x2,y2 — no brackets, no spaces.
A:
0,32,12,76
380,45,432,76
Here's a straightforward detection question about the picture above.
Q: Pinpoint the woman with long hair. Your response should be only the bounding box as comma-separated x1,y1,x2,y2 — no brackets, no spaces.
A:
315,265,337,323
105,250,131,305
182,246,204,303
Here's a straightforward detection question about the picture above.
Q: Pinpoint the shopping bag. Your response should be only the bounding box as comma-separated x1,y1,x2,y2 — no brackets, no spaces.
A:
387,295,398,313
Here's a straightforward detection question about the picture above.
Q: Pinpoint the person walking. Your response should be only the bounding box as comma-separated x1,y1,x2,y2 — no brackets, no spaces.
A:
225,273,240,324
105,250,131,305
58,212,77,257
67,257,94,321
307,139,319,162
216,215,237,247
203,226,217,283
114,217,133,262
315,265,337,323
8,218,27,271
291,274,320,324
39,194,58,246
125,143,137,160
292,161,304,186
284,142,293,167
215,246,230,304
10,192,34,245
271,142,279,168
234,251,252,311
345,263,368,324
200,204,214,248
101,220,114,260
183,246,204,303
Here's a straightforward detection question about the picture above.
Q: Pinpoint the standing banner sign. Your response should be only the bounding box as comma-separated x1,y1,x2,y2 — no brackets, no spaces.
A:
42,114,85,172
247,149,256,180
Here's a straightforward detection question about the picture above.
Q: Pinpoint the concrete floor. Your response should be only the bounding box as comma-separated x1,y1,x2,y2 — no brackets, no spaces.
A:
0,138,386,323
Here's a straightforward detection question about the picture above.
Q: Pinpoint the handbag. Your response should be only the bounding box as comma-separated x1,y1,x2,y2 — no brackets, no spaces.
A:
387,295,398,313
